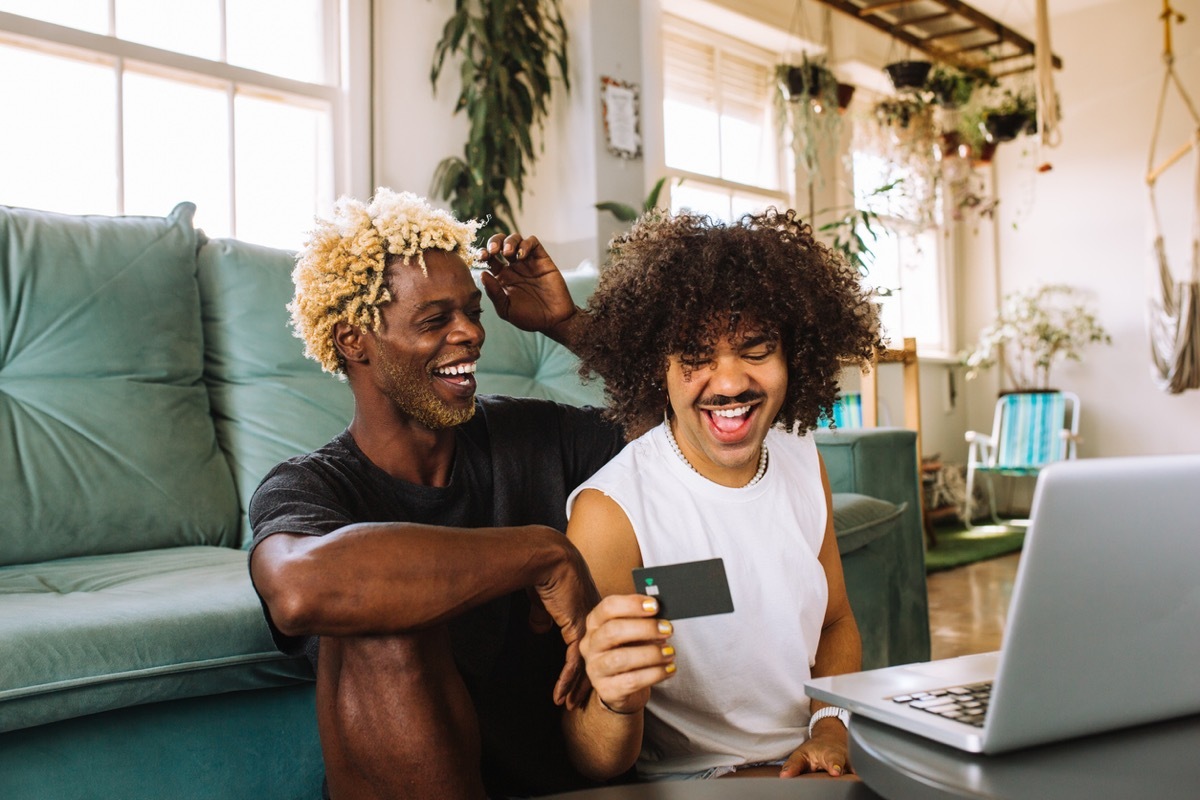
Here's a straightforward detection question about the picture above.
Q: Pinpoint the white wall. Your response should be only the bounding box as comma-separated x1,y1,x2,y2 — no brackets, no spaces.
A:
958,0,1200,458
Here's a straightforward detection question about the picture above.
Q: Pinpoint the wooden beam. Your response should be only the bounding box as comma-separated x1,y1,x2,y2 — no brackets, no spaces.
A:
899,11,954,27
922,25,977,41
811,0,1063,71
859,0,919,15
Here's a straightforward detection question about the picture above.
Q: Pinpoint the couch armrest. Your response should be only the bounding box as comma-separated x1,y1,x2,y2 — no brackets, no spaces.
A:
815,428,931,666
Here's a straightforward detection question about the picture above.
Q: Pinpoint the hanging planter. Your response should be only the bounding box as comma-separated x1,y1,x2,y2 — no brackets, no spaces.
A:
775,53,844,179
980,88,1038,143
884,59,932,91
926,63,997,109
836,82,856,112
783,60,836,101
973,139,998,165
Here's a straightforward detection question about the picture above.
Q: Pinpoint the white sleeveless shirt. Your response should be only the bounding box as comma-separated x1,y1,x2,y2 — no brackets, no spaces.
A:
567,423,829,775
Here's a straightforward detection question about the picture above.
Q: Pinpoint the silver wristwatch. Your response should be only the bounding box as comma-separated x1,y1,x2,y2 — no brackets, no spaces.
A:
808,706,851,737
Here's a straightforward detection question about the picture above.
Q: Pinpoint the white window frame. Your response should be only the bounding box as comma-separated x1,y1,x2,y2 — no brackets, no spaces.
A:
661,15,790,219
0,1,370,235
849,146,957,360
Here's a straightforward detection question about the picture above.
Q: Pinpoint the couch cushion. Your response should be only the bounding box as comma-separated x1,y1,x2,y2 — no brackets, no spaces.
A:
832,493,905,555
0,204,240,566
474,270,606,407
0,546,312,733
197,237,354,546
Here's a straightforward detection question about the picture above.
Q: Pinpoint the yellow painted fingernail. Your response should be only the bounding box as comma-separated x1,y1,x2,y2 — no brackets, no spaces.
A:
665,662,677,674
657,620,673,635
642,597,658,613
661,645,675,658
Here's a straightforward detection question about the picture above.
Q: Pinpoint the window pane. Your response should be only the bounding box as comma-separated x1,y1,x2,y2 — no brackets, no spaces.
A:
227,0,325,83
664,99,720,177
0,0,107,33
235,93,331,249
864,226,902,344
720,108,776,188
0,44,117,214
897,229,944,349
671,182,731,222
122,69,230,234
114,0,220,60
730,191,775,220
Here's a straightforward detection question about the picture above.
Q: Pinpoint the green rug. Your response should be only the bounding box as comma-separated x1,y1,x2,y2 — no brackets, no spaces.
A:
924,522,1026,573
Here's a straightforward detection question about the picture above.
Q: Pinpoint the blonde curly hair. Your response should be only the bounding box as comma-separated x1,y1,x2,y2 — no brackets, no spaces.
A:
289,188,483,374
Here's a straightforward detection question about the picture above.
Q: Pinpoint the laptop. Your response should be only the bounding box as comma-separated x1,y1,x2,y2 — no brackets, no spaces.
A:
806,454,1200,754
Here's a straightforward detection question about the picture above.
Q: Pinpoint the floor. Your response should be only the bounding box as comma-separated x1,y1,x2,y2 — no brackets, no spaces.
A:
926,551,1021,660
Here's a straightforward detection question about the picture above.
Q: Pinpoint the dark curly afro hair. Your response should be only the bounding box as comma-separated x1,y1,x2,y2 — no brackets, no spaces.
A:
576,208,883,439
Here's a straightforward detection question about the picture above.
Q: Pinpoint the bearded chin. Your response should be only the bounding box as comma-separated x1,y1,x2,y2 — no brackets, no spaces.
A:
408,400,476,430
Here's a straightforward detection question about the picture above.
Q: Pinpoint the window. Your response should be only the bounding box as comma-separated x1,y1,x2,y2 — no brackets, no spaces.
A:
852,148,953,357
661,19,786,222
0,0,368,249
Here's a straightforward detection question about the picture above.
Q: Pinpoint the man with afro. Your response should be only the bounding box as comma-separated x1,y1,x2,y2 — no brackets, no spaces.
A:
248,189,626,799
562,208,884,781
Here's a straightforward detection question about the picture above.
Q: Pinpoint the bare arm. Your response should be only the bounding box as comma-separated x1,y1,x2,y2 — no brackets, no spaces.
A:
562,489,676,780
250,522,598,708
780,455,862,777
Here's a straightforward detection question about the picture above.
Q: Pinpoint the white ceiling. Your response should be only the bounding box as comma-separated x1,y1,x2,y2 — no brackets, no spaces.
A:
965,0,1117,35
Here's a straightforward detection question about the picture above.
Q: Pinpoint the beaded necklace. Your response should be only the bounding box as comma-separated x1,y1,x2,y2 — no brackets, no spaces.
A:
663,419,768,488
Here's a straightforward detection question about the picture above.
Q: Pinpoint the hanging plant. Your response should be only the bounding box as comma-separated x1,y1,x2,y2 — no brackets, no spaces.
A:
774,53,844,184
884,59,932,91
858,93,940,232
430,0,570,240
981,87,1038,143
925,63,997,110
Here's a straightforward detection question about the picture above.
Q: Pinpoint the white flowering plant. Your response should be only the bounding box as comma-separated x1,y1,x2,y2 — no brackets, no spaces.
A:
961,284,1112,390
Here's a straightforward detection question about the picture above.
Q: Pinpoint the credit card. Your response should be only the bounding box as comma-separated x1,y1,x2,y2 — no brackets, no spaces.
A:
632,557,735,620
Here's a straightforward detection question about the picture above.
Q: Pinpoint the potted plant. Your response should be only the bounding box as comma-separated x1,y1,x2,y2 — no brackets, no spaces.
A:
859,93,940,232
961,284,1113,390
872,93,934,136
926,63,997,110
775,53,845,179
884,59,933,91
429,0,570,240
955,106,997,165
981,87,1037,143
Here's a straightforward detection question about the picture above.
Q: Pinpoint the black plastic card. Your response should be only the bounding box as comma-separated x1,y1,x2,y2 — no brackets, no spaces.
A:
632,558,735,620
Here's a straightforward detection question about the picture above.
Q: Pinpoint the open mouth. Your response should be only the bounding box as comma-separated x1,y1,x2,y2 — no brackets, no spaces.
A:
702,403,756,441
432,360,478,395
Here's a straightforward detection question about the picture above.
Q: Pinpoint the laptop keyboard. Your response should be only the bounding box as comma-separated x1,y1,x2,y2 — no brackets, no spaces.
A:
889,681,992,728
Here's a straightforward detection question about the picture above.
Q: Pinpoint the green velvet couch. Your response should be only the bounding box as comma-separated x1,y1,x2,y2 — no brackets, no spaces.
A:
0,204,927,800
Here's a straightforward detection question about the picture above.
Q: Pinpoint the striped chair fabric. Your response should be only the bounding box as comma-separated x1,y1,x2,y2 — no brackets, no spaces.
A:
964,390,1080,526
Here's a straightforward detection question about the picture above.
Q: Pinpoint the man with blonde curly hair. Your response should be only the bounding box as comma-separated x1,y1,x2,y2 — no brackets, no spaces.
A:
248,190,625,800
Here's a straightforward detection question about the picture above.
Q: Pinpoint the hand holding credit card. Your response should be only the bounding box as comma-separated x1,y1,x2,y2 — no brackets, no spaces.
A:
632,558,735,620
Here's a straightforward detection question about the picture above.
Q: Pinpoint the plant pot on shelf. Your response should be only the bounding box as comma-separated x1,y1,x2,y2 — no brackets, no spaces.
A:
884,60,932,91
939,130,965,159
983,112,1032,143
973,139,998,165
784,63,835,100
836,82,856,112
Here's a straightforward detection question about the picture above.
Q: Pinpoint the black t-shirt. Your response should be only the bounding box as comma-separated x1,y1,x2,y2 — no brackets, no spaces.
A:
248,395,624,797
